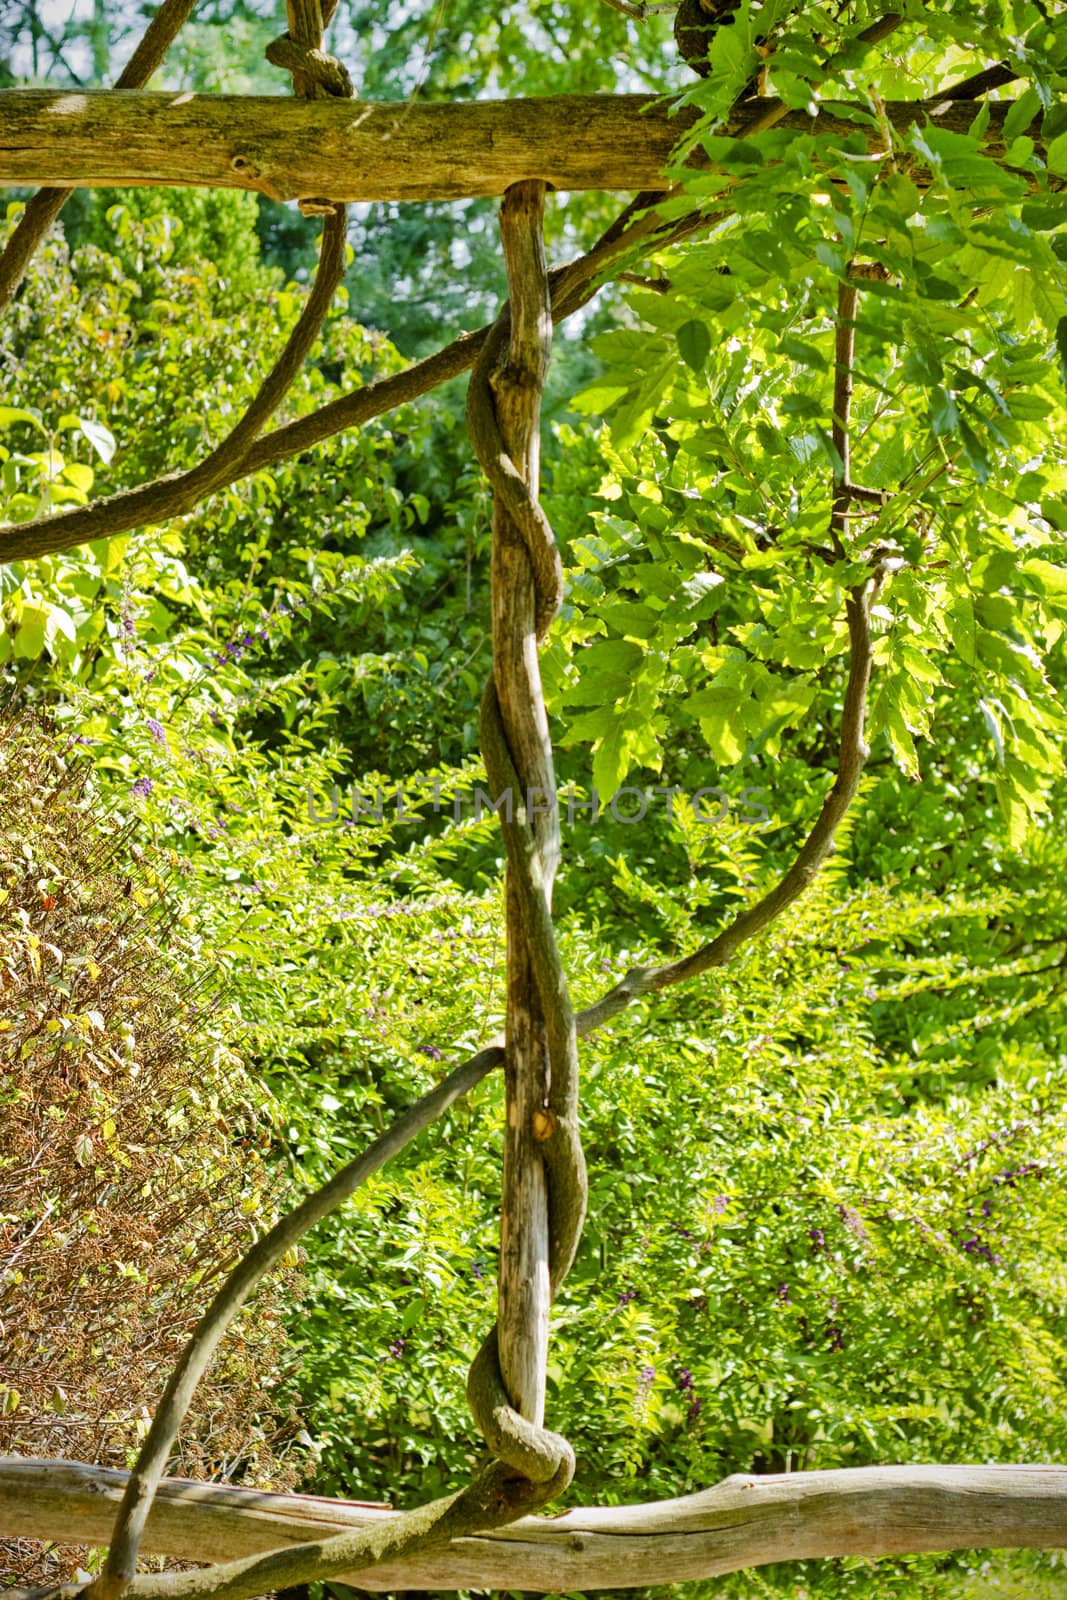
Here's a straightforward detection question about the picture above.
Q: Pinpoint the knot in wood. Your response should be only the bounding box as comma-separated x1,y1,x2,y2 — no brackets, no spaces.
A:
265,35,354,99
532,1107,557,1142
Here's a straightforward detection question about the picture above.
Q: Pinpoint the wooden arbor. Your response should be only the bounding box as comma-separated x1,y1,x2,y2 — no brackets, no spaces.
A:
1,2,1065,1596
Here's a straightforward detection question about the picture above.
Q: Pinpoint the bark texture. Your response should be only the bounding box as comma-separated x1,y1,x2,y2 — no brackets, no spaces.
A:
0,90,1035,202
5,1461,1067,1592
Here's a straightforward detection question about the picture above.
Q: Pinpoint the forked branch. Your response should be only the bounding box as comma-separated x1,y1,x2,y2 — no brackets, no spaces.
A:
0,192,703,565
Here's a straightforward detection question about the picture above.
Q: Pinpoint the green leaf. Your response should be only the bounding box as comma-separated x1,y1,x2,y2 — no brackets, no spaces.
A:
78,417,117,464
1020,557,1067,595
1003,87,1042,145
1047,131,1067,178
677,319,712,373
592,718,629,801
1056,316,1067,388
0,406,44,432
13,603,47,659
929,388,959,437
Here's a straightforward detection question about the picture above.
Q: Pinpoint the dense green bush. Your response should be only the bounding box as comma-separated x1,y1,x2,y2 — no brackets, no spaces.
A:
0,713,306,1587
3,3,1067,1590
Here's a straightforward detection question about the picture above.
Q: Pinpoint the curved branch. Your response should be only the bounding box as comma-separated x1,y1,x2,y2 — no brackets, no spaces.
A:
575,581,873,1036
0,0,200,314
6,1460,1067,1593
56,1461,555,1600
0,201,349,566
76,1042,502,1600
0,193,703,565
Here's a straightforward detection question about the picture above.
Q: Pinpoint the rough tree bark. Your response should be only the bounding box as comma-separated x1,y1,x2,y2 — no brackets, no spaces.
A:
0,90,1036,203
2,12,1063,1593
4,1461,1067,1591
488,181,556,1431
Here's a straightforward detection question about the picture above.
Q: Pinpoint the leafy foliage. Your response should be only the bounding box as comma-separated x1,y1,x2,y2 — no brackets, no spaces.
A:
4,1,1067,1596
0,714,306,1588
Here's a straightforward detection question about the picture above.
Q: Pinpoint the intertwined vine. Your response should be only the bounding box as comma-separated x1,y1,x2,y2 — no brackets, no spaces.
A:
9,0,1037,1593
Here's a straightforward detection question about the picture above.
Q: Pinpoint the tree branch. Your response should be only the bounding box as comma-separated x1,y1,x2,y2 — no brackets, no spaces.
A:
69,1042,503,1600
574,578,873,1036
0,191,708,565
0,0,200,313
830,277,858,556
0,90,1040,202
6,1460,1067,1593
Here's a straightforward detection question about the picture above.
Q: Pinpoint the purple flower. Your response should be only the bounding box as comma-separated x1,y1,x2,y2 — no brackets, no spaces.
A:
711,1194,729,1214
616,1287,638,1307
687,1397,703,1423
387,1338,407,1360
808,1227,826,1252
776,1282,791,1304
130,776,153,798
676,1366,694,1393
838,1204,869,1243
419,1045,443,1060
146,717,166,744
638,1364,655,1386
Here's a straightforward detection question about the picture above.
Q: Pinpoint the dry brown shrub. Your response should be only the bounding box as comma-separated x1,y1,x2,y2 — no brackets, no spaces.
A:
0,713,308,1585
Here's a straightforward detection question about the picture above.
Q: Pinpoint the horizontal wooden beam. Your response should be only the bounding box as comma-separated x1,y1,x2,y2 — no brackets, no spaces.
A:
5,1458,1067,1591
0,89,1029,203
0,89,697,201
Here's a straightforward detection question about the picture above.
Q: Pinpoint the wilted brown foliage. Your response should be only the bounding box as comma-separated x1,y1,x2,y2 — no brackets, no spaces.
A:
0,714,307,1585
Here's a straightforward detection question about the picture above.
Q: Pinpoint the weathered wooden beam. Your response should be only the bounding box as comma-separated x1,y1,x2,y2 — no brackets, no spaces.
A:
0,89,1031,203
0,89,696,201
4,1459,1067,1591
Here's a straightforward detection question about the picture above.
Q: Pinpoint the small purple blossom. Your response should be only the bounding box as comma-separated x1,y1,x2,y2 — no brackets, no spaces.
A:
711,1195,729,1215
617,1287,638,1308
387,1338,407,1360
687,1397,703,1424
776,1282,791,1304
808,1227,826,1252
419,1044,443,1060
638,1364,655,1386
676,1367,694,1394
130,776,153,798
146,717,166,744
837,1204,870,1244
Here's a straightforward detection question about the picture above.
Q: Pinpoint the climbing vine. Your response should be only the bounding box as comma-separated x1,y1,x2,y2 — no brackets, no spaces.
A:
3,0,1067,1594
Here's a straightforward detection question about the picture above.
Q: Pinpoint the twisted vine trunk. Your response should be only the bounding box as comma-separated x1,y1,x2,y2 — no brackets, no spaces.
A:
490,181,557,1428
464,182,587,1490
